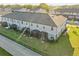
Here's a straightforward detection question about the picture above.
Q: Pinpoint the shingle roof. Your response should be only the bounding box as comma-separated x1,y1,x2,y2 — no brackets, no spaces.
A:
2,12,66,27
52,15,67,26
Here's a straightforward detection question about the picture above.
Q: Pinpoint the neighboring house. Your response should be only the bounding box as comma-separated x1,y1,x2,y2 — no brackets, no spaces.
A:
52,8,79,20
0,8,12,12
0,12,11,22
12,8,24,12
16,8,28,12
14,8,47,13
4,8,12,12
31,8,47,13
0,8,4,12
0,7,47,13
52,8,79,25
1,12,67,40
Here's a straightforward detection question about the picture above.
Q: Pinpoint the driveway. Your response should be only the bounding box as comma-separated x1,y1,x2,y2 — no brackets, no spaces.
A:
0,35,41,56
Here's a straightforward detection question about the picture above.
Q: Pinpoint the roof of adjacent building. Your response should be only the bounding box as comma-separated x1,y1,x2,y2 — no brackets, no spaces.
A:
55,8,79,13
2,12,67,27
0,12,11,16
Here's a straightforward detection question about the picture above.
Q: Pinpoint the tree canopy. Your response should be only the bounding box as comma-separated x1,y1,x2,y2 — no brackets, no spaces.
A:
0,3,52,12
38,3,50,12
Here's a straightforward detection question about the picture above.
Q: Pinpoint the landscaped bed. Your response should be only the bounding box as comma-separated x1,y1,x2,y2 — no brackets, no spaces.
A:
0,48,11,56
0,26,73,56
67,24,79,56
67,24,79,48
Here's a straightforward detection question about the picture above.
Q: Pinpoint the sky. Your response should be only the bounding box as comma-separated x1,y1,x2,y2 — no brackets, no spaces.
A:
0,0,79,5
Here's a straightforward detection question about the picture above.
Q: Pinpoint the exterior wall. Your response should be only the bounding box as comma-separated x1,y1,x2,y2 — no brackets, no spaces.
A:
56,18,67,39
1,17,58,40
1,16,67,40
29,23,57,40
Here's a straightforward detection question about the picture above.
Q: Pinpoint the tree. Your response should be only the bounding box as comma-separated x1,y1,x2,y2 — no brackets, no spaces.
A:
10,24,17,30
70,18,74,25
11,4,22,8
22,5,27,8
4,5,11,8
0,5,4,8
26,5,33,9
39,3,50,12
32,5,38,9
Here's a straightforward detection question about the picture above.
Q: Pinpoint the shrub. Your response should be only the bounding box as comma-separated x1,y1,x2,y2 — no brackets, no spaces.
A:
10,24,17,30
1,22,8,27
31,30,41,38
21,27,26,32
40,31,48,41
21,27,30,36
25,28,30,35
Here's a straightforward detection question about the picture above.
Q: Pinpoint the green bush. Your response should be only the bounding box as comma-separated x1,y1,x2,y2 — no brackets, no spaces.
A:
1,22,8,27
31,30,41,38
10,24,17,30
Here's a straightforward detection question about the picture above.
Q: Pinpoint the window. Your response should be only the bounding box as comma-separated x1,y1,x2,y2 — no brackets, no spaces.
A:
51,27,53,30
21,21,23,24
43,26,45,29
36,25,39,27
51,37,54,40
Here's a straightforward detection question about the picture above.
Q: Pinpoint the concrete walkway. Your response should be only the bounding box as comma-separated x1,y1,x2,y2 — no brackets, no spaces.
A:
0,35,41,56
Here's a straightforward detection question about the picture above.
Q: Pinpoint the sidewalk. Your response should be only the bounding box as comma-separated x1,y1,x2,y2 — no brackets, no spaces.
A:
0,35,41,56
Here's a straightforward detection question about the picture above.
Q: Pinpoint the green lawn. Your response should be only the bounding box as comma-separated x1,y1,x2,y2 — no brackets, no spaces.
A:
0,48,11,56
0,26,73,56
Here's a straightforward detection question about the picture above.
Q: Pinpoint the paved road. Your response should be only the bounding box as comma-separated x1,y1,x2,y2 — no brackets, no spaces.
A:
0,35,41,56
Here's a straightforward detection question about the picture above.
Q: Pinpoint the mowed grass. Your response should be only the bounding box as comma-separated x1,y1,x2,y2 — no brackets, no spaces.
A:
0,48,11,56
67,24,79,56
0,26,73,56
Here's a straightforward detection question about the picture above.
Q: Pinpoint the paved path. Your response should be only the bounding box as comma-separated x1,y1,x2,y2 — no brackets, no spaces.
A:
0,35,41,56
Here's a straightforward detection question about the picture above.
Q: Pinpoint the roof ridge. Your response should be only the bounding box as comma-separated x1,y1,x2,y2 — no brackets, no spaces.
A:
13,11,48,14
48,14,57,27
